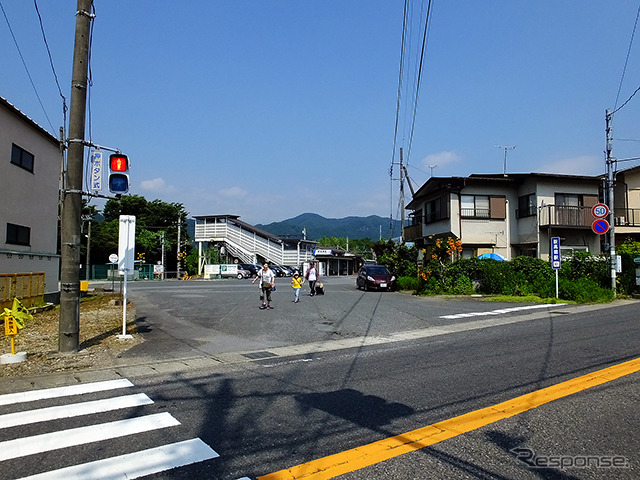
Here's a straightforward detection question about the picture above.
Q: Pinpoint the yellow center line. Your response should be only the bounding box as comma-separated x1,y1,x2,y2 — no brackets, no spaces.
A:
258,356,640,480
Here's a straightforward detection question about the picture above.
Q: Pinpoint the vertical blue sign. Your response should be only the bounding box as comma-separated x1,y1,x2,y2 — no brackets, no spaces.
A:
551,236,561,269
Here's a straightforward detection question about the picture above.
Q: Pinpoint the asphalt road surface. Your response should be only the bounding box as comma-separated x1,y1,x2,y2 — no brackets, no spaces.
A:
1,277,639,480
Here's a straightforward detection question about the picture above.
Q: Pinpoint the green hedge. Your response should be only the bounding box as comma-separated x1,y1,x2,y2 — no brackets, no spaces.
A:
416,254,626,302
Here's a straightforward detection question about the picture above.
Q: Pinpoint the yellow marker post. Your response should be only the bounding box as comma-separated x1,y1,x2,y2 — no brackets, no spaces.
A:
1,298,32,363
4,315,18,354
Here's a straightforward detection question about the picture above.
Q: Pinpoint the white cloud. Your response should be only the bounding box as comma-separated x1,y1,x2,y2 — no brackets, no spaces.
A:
140,177,174,192
421,151,462,171
535,155,603,176
219,186,248,199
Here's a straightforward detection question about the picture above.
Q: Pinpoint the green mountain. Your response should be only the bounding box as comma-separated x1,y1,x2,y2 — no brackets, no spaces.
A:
256,213,401,241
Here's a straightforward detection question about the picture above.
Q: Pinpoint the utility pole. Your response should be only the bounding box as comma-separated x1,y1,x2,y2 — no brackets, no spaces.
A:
399,148,405,243
59,0,93,353
605,109,617,296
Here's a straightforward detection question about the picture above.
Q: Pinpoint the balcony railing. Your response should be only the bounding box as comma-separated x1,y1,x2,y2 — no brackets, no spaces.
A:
539,205,592,228
403,224,423,242
613,208,640,227
460,208,490,219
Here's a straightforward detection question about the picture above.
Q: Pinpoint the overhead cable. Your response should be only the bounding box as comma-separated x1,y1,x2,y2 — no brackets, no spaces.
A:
1,0,55,132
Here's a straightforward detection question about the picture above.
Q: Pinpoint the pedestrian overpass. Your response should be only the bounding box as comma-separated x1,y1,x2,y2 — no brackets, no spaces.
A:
193,215,316,275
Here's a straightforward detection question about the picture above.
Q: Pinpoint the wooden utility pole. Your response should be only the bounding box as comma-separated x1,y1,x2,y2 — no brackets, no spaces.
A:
59,0,93,352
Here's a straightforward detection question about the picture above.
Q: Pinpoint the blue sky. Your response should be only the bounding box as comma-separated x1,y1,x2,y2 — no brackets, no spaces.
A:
3,1,640,224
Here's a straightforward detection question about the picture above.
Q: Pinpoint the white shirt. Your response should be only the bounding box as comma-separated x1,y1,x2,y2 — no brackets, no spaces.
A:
307,267,317,281
258,268,275,285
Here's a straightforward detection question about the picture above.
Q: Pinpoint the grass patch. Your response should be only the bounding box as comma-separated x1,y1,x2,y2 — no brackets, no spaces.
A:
482,295,576,304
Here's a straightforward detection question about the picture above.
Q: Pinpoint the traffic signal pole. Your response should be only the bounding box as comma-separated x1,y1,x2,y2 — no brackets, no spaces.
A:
59,0,93,352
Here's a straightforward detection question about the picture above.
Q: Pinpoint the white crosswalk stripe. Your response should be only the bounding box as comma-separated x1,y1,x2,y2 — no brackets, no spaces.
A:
0,393,153,429
18,439,219,480
0,379,219,480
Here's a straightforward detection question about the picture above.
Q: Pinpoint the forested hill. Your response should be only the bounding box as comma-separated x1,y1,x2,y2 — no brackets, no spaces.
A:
256,213,401,241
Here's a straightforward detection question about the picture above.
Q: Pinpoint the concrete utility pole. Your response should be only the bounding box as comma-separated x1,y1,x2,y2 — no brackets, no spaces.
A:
59,0,93,352
399,148,405,243
605,109,617,296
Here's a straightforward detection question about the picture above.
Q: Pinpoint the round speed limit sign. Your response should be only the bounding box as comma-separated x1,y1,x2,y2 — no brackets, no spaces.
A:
592,203,609,218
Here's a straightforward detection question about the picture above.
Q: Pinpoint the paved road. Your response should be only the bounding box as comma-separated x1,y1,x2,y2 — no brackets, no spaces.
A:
119,276,582,362
2,278,639,479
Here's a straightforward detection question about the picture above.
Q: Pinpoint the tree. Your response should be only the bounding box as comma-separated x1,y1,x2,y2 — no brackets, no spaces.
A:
371,239,418,277
316,236,374,257
89,195,190,273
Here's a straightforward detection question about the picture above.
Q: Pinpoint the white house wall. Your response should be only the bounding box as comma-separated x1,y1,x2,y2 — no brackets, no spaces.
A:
0,100,61,297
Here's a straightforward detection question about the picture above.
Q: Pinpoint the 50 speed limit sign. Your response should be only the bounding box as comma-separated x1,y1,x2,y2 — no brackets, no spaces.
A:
592,203,609,218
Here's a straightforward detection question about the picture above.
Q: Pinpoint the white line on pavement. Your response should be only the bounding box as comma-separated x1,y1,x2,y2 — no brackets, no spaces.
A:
440,303,567,319
0,393,153,429
0,412,180,462
0,379,134,406
16,438,219,480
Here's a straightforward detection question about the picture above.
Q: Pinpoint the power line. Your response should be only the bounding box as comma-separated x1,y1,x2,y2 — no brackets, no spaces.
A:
390,0,410,179
33,0,67,131
614,2,640,110
405,0,433,168
0,0,55,132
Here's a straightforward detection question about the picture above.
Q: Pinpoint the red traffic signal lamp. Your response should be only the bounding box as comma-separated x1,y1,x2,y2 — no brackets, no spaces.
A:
108,153,129,194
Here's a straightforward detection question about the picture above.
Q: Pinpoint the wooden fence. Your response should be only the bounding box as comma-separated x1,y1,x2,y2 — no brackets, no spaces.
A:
0,273,45,311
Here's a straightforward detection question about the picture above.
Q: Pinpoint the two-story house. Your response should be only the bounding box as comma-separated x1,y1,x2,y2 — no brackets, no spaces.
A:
612,164,640,243
404,172,612,260
0,96,62,304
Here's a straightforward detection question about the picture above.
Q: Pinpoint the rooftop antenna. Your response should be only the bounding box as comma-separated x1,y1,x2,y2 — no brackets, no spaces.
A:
428,164,438,177
495,145,516,175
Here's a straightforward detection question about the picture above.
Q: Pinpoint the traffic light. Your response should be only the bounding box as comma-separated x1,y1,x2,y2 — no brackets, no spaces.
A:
108,153,129,194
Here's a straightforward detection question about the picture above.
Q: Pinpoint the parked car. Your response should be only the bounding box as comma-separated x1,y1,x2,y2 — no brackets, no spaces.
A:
236,265,252,279
238,263,259,277
269,265,286,277
356,264,397,291
279,265,295,276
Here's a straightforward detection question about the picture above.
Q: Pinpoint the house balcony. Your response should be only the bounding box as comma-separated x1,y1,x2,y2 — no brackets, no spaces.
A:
613,208,640,227
538,205,593,228
403,223,423,242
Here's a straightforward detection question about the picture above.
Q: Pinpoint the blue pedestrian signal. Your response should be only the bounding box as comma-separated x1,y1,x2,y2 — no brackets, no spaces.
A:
108,154,129,194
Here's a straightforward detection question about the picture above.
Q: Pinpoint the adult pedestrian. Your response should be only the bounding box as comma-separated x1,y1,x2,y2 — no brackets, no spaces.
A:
252,263,276,309
305,262,318,297
291,271,304,303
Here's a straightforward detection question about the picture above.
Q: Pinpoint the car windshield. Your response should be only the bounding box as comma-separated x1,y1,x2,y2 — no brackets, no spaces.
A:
367,266,390,275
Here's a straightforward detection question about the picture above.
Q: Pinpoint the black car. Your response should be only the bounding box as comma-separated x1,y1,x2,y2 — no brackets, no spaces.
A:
356,264,397,291
269,265,286,277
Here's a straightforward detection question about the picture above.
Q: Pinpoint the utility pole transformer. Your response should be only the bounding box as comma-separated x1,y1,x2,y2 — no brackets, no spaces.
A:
59,0,93,352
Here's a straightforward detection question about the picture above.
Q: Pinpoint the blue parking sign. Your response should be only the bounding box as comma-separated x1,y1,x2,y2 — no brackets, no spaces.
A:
551,237,561,269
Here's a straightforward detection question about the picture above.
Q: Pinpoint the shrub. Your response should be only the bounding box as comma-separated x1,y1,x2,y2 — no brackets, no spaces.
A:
397,276,420,292
558,277,614,303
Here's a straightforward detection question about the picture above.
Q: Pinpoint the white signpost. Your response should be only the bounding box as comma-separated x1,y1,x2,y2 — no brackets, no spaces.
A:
90,150,103,192
118,215,135,339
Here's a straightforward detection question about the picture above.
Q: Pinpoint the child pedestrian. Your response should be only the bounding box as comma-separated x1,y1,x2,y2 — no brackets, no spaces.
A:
291,271,304,303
